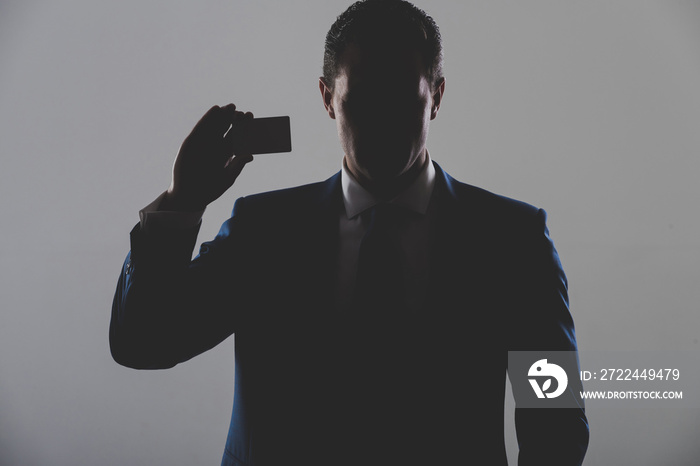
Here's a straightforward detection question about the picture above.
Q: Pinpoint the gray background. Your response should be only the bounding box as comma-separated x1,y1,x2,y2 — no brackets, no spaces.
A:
1,0,699,464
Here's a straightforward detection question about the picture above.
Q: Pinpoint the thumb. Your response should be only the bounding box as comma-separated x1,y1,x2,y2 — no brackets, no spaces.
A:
223,153,254,184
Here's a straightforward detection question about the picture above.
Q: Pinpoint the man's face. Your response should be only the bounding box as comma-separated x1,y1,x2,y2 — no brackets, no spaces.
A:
321,43,444,186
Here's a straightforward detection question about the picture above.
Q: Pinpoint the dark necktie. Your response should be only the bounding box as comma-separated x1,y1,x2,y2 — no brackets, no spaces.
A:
341,203,418,454
353,203,406,323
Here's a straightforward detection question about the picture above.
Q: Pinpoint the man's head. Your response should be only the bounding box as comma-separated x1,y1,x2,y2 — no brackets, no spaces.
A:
319,0,446,197
322,0,443,90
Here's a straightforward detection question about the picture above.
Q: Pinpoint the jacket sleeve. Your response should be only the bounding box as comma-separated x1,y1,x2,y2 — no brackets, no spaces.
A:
110,197,252,369
509,208,589,465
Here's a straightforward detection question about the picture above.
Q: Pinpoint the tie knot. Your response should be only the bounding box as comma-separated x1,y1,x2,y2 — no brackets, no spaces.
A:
367,203,405,231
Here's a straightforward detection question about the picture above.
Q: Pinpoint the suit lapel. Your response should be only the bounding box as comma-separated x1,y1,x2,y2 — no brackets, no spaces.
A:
300,172,343,315
427,163,505,350
425,163,470,315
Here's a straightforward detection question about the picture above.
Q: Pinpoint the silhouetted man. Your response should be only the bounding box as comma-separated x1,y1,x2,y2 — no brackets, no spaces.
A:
111,1,589,464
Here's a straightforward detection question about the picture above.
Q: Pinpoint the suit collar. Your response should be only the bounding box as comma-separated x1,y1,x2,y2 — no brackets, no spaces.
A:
431,161,460,205
340,154,437,219
311,161,464,238
314,170,343,216
317,159,459,205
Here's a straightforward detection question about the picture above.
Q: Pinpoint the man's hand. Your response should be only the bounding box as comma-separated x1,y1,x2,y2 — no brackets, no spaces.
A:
162,104,254,212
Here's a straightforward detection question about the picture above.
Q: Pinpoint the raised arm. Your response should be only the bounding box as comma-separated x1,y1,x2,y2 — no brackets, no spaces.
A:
110,105,255,369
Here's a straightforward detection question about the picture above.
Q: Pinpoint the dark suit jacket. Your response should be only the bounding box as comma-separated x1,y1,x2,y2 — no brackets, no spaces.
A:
111,162,588,465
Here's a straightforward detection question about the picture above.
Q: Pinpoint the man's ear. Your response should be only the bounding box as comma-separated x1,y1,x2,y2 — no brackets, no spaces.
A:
319,77,336,119
430,77,446,120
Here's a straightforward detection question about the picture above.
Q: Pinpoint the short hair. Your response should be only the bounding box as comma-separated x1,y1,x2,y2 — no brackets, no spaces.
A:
323,0,444,89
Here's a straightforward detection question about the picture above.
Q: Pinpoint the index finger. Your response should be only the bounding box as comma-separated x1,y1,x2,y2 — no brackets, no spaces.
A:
190,104,239,139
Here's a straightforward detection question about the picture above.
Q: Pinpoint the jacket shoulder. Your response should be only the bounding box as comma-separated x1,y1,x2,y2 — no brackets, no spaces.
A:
231,172,340,219
440,168,543,223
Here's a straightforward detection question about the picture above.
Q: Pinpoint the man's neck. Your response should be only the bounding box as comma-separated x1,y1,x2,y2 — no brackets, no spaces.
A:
345,150,429,202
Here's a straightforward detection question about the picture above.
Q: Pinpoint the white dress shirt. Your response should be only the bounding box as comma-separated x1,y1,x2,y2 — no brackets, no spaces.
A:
336,153,436,313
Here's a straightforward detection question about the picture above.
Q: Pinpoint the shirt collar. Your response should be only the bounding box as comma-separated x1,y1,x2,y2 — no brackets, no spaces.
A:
341,151,436,219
